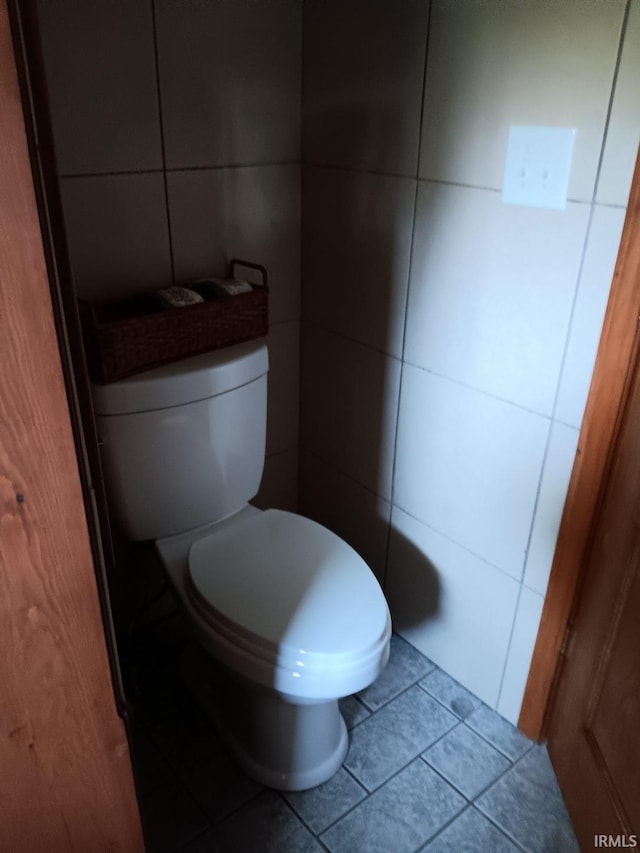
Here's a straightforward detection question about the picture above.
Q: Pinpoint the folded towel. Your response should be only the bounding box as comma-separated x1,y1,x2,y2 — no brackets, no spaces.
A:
157,286,205,308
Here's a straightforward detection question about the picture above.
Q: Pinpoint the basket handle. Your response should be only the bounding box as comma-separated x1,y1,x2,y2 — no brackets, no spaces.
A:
229,258,269,289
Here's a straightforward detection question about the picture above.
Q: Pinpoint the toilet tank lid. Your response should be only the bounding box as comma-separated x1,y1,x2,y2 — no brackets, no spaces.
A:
91,339,268,415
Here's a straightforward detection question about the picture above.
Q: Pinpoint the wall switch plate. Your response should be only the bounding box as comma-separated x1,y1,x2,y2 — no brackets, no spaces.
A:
503,126,576,210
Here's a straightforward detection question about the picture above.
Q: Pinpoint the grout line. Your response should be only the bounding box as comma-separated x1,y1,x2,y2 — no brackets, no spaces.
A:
269,315,302,329
301,445,389,501
301,162,601,207
592,0,632,202
472,809,531,853
303,160,417,182
495,582,525,714
167,159,299,173
374,0,430,594
59,167,165,179
304,315,556,421
276,790,326,846
149,0,175,284
319,753,430,836
302,439,532,587
462,718,537,766
298,0,306,517
390,500,526,585
59,160,300,180
303,317,403,362
264,445,297,461
401,358,553,421
493,5,632,712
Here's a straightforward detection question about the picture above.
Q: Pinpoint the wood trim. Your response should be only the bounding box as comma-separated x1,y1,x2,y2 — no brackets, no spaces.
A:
0,1,144,849
519,147,640,740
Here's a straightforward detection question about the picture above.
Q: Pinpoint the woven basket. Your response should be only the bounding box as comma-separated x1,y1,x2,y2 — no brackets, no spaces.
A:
80,259,268,384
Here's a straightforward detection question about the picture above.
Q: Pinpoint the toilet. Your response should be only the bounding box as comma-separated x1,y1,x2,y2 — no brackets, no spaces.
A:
92,339,391,791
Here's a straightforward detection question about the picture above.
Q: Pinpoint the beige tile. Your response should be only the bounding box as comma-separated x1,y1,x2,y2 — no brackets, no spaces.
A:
555,205,626,428
266,322,300,456
167,166,300,324
300,451,391,584
303,168,415,357
252,449,298,513
597,0,640,206
61,174,172,303
405,183,589,415
394,365,549,578
523,423,579,597
303,0,429,175
300,325,401,500
156,0,301,168
420,0,626,200
37,0,162,174
387,508,520,708
497,588,545,725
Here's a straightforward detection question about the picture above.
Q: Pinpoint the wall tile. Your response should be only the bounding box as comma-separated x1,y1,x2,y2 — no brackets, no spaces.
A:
300,451,390,584
303,167,415,358
61,174,172,302
405,183,590,415
523,423,579,597
394,365,549,578
266,321,300,456
386,508,520,708
301,325,401,500
156,0,301,168
555,206,626,428
252,448,298,513
597,0,640,206
420,0,625,200
303,0,429,175
497,588,545,725
167,165,300,324
37,0,162,174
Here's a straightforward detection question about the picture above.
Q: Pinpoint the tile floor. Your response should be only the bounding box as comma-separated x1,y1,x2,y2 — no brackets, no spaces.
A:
129,620,579,853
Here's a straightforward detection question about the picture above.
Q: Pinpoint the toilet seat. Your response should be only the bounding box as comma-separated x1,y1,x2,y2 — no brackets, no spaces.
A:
185,509,391,698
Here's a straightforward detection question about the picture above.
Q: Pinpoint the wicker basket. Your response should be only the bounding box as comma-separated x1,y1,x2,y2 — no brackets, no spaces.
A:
80,259,268,384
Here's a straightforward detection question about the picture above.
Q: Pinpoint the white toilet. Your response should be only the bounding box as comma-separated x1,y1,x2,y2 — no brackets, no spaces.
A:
92,339,391,791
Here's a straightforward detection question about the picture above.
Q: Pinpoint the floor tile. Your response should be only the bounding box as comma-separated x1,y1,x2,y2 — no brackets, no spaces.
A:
180,828,221,852
421,806,520,852
181,748,262,824
130,724,175,796
422,724,510,799
476,745,579,852
212,791,323,853
339,695,371,729
345,685,457,790
147,703,221,772
321,758,465,853
465,705,532,762
419,668,482,720
358,633,435,711
283,768,367,835
139,779,209,853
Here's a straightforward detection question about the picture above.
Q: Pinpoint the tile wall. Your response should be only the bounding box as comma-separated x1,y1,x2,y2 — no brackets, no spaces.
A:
36,0,303,511
36,0,640,728
300,0,640,721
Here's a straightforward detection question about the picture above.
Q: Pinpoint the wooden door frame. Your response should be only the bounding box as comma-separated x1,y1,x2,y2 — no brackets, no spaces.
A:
520,147,640,739
0,0,144,848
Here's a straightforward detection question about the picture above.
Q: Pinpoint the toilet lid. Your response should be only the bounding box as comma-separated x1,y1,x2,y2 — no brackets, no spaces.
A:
187,510,389,669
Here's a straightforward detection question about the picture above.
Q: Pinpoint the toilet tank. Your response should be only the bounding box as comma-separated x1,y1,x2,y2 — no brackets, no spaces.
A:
92,341,269,541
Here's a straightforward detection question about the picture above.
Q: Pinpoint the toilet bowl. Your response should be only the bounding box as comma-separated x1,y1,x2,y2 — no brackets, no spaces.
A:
92,339,391,790
156,505,391,789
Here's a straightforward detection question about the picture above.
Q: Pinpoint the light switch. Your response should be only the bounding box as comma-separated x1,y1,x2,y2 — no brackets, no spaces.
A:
503,126,576,210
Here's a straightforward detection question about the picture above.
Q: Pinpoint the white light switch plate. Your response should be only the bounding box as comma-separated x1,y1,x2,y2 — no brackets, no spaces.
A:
503,126,576,210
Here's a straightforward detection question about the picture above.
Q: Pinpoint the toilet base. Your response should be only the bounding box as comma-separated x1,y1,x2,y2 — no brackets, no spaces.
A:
180,642,349,791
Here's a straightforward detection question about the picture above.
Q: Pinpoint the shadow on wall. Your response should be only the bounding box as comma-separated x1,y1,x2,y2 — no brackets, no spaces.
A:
300,101,444,635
